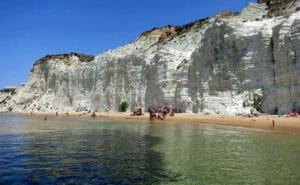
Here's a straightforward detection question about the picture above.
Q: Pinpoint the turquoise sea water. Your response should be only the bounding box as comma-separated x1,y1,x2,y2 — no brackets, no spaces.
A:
0,113,299,185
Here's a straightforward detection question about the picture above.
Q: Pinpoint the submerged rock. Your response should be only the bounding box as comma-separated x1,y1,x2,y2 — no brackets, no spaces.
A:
1,1,300,115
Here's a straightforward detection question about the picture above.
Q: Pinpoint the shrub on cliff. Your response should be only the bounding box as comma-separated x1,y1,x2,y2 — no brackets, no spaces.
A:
118,101,128,112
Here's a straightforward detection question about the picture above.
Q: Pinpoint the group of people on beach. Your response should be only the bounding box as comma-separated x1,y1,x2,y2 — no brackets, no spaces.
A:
147,104,178,121
132,103,180,121
149,107,168,121
285,109,300,118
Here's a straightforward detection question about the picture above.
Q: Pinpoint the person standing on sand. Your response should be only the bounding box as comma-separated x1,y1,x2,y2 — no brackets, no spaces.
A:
157,107,165,120
163,106,167,120
56,112,58,116
91,112,96,118
149,108,156,121
44,116,47,121
149,108,153,121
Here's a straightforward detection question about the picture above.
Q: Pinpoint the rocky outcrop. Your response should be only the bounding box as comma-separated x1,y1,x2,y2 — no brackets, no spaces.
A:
258,0,300,16
33,53,94,66
1,2,300,115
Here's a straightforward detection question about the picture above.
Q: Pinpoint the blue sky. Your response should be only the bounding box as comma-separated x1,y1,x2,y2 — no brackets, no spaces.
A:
0,0,255,89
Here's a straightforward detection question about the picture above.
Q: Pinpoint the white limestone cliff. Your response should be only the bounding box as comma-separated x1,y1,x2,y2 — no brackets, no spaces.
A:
1,1,300,115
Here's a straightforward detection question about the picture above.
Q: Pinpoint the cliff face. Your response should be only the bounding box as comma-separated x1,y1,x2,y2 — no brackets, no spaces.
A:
1,1,300,114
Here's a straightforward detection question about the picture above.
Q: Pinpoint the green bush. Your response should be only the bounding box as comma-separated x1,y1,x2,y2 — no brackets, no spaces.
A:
118,101,128,112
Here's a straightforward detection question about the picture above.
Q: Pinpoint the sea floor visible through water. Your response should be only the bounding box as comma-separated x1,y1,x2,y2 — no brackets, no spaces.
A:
0,113,300,185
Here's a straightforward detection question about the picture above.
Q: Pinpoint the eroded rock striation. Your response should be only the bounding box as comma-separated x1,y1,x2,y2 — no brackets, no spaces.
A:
1,1,300,114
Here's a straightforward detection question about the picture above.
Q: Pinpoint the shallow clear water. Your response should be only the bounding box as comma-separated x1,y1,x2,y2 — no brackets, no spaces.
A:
0,114,299,185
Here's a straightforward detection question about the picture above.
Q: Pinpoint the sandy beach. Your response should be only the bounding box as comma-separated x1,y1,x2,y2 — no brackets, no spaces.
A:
15,111,300,135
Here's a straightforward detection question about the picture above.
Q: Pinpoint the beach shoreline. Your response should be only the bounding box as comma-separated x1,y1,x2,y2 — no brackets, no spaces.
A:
5,111,300,135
